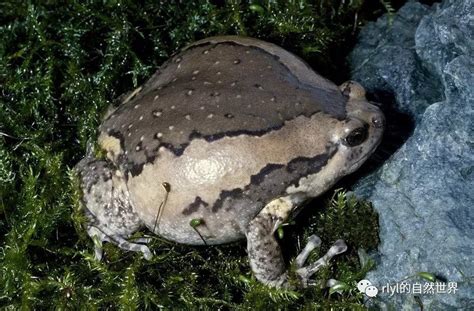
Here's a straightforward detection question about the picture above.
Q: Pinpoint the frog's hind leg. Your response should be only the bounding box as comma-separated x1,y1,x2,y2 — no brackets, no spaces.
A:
246,197,346,288
86,221,153,261
91,224,153,260
76,157,152,261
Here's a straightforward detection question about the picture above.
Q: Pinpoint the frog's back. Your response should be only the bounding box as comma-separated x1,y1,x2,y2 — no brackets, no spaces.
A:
98,36,348,245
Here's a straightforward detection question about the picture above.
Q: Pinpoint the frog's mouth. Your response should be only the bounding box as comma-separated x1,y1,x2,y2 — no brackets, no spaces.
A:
349,135,383,172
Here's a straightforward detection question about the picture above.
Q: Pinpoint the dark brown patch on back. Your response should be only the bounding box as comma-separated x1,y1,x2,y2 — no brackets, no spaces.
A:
101,41,346,176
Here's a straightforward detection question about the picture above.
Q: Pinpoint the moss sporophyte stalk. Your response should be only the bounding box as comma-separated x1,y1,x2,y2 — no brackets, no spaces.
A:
0,1,400,309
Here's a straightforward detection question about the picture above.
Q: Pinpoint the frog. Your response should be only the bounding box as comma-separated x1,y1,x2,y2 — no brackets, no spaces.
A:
75,36,384,288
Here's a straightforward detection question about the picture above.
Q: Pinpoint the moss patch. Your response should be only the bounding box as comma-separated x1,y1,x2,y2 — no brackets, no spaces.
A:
1,1,397,309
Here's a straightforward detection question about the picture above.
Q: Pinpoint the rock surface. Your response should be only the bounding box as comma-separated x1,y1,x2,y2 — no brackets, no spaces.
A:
349,0,473,309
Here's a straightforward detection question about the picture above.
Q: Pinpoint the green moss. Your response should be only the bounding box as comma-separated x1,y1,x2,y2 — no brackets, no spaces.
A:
1,0,395,309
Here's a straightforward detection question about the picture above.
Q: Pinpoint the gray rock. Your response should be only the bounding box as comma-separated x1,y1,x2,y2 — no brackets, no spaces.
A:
349,0,474,309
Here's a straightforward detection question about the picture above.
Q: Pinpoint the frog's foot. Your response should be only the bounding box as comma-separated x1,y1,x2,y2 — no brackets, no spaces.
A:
295,239,347,287
246,197,346,288
87,223,153,261
87,226,110,261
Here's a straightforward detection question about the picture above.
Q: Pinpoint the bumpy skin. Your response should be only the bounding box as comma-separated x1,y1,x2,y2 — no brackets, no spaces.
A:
76,36,384,288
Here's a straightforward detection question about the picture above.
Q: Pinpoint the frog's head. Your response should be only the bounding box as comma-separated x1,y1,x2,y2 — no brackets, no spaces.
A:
333,81,384,175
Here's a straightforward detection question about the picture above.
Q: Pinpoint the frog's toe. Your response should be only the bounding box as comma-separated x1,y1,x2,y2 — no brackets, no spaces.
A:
121,240,153,260
296,239,347,287
296,234,322,268
131,237,152,244
114,235,153,260
87,226,111,261
142,246,153,260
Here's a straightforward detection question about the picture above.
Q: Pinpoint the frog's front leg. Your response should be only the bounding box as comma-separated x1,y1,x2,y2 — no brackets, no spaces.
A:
246,197,347,288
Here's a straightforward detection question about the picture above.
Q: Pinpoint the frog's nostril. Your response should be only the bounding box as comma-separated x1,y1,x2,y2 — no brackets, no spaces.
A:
372,115,384,128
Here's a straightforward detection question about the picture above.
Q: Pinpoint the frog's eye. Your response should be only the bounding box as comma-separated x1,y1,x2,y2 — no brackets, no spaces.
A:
344,126,368,147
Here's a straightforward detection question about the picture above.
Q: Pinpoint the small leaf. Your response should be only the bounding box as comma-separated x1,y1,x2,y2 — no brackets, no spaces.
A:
238,275,251,285
190,218,203,228
329,280,350,295
357,248,369,268
417,272,437,282
277,226,284,239
249,4,264,14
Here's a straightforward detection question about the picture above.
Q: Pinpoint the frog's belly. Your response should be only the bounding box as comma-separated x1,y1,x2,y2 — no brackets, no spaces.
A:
126,114,338,245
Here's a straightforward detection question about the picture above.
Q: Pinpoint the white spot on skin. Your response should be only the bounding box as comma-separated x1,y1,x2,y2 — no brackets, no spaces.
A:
204,81,212,85
217,80,222,84
154,95,159,101
200,106,205,110
186,90,193,96
231,82,236,87
128,124,133,129
236,94,242,99
140,135,145,141
271,97,276,102
169,126,175,131
245,50,250,54
134,104,140,109
191,76,196,80
139,115,144,121
216,71,221,75
136,146,141,151
203,50,209,54
192,70,199,75
156,132,163,139
207,114,214,119
153,111,162,117
171,105,176,110
185,114,192,120
214,61,220,65
128,132,132,137
177,63,181,69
